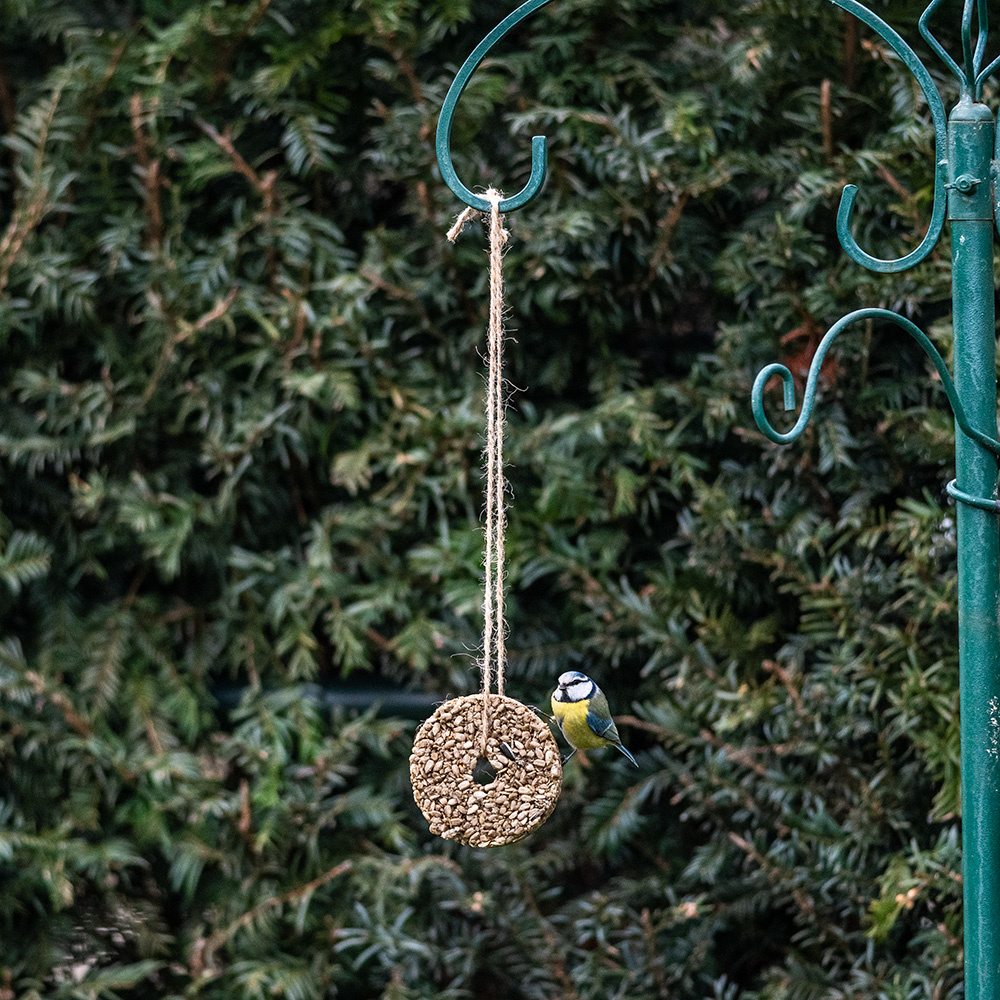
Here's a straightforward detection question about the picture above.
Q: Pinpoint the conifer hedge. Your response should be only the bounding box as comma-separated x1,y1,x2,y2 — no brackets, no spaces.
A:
0,0,976,997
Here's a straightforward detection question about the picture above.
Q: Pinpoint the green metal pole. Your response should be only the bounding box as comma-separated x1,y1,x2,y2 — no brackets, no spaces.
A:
949,96,1000,999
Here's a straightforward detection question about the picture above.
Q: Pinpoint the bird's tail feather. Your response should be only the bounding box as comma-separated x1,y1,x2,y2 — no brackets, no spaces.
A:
616,743,638,767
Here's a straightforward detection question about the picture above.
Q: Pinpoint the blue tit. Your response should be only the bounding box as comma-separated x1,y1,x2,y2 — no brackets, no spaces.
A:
550,670,638,766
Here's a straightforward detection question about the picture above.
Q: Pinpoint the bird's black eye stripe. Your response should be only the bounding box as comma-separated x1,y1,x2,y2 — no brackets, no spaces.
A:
562,679,595,699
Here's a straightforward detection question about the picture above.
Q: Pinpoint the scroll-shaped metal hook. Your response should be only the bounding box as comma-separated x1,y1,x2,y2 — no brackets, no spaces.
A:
829,0,948,273
436,0,556,213
752,307,1000,457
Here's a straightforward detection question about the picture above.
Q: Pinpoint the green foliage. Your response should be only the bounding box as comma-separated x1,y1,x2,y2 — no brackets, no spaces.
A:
0,0,975,996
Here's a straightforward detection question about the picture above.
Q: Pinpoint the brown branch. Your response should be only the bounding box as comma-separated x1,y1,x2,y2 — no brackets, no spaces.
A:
195,116,278,281
209,0,273,101
310,321,324,368
820,78,833,161
364,627,393,652
122,566,149,610
0,54,17,132
647,191,690,280
130,93,164,248
699,729,770,778
359,266,421,306
0,185,47,295
876,164,913,202
195,860,352,969
640,907,669,998
0,79,66,295
237,779,252,838
285,453,309,527
144,716,164,755
390,44,431,141
194,116,278,214
875,165,924,243
359,266,433,330
192,286,239,335
843,11,858,90
80,39,128,150
396,50,425,109
615,713,672,736
24,670,91,737
415,179,433,227
280,287,308,371
762,658,805,715
140,287,237,406
729,831,815,916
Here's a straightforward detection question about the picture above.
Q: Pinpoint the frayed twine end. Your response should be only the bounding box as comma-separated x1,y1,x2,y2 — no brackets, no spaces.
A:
446,205,480,242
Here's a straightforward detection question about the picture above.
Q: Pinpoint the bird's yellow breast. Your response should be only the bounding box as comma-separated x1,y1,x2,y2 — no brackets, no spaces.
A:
551,696,607,749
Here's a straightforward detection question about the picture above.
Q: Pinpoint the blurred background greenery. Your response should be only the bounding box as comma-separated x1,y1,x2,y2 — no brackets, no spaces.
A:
0,0,978,996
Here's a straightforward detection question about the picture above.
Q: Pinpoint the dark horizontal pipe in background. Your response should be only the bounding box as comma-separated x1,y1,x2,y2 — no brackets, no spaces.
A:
211,684,445,720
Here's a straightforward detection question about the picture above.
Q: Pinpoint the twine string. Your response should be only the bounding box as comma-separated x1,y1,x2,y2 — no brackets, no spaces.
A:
446,205,479,243
482,189,509,753
448,191,510,755
448,188,510,757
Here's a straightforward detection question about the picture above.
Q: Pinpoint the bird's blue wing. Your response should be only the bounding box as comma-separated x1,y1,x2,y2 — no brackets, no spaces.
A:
586,710,616,739
587,694,639,767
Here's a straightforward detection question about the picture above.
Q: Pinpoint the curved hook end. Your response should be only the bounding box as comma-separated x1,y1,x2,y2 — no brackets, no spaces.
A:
752,307,1000,459
436,132,548,213
752,363,800,444
835,180,946,274
435,0,556,214
498,135,548,212
833,183,892,272
835,183,859,248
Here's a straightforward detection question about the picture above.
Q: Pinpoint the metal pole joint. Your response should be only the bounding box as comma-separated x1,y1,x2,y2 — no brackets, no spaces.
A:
948,100,995,220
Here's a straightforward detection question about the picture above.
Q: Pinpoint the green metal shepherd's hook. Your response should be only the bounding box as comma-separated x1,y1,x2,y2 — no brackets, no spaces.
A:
753,1,1000,997
436,0,556,212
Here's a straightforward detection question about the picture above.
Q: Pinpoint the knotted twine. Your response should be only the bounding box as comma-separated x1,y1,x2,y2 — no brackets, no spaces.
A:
408,190,562,847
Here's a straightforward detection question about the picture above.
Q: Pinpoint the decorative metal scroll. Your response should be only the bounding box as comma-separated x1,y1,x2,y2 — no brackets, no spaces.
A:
919,0,1000,100
753,0,1000,454
752,8,1000,995
752,307,1000,457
